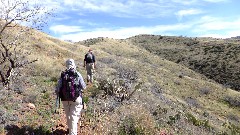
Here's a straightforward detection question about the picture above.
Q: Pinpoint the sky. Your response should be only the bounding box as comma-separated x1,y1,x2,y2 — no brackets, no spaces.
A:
32,0,240,42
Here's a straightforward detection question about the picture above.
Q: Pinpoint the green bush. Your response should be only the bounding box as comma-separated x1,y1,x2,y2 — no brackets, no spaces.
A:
82,96,89,104
42,92,50,99
186,113,211,129
167,113,181,126
4,125,51,135
219,122,240,135
88,84,100,98
118,116,144,135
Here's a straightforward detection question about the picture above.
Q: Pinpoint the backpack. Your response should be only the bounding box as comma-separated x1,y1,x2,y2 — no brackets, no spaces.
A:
86,52,93,61
59,69,82,101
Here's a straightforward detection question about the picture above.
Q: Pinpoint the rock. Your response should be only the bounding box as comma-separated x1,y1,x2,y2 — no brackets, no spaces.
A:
27,103,35,109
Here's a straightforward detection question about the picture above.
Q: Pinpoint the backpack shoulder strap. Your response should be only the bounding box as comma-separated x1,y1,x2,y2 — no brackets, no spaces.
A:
61,70,68,78
60,70,65,78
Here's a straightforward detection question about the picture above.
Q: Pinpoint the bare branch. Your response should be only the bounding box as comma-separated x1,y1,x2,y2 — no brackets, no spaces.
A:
0,0,53,87
0,70,6,84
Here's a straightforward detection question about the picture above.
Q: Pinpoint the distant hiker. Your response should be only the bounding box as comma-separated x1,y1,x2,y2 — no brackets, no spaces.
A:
56,59,86,135
83,49,96,84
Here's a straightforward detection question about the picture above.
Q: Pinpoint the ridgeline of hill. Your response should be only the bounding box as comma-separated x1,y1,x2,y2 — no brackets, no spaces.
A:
1,30,240,134
125,34,240,91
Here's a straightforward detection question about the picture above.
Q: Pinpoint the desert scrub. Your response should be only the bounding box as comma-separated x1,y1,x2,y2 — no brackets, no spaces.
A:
87,82,101,98
95,77,132,102
41,92,50,100
116,66,138,83
167,113,181,126
152,105,168,118
22,93,37,103
98,57,115,64
4,125,52,135
199,87,211,95
185,97,200,108
118,116,144,135
220,122,240,135
117,105,157,135
185,113,212,130
223,95,240,108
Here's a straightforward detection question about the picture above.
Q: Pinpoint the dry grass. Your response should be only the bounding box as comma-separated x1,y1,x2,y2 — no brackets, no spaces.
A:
1,30,240,134
75,37,240,134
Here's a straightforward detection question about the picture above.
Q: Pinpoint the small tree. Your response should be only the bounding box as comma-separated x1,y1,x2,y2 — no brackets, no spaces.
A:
0,0,52,88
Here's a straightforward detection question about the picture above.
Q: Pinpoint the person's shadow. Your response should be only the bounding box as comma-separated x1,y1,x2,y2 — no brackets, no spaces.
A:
5,124,67,135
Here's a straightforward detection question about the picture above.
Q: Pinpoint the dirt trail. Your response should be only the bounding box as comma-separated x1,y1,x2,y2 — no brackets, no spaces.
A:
52,85,92,135
52,106,92,135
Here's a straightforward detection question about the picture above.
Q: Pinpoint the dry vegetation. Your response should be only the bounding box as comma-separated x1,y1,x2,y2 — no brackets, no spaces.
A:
127,35,240,91
1,32,240,135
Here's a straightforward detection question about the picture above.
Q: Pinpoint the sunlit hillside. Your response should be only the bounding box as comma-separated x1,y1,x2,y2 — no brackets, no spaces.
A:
0,28,240,134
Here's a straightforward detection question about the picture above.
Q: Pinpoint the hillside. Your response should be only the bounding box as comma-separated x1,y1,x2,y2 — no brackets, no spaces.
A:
0,31,240,135
126,34,240,91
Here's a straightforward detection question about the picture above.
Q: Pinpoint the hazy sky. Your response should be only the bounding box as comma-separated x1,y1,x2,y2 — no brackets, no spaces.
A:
40,0,240,42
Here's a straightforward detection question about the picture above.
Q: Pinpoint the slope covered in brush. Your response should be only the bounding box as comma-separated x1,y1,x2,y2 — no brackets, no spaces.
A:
1,31,240,134
127,35,240,91
77,37,240,134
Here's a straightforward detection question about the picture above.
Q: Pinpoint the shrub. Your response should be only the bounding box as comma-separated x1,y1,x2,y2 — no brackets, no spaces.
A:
223,95,240,108
42,92,50,100
199,87,211,95
118,112,156,135
83,96,89,104
116,67,138,83
221,122,240,135
167,113,181,126
23,94,37,104
98,57,115,64
50,76,58,82
118,116,144,135
152,105,168,117
87,84,100,98
0,108,6,125
151,83,163,94
4,125,51,135
97,78,131,102
185,97,200,108
227,114,240,123
186,113,211,129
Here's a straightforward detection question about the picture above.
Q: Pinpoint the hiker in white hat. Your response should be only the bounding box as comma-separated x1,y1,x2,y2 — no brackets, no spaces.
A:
56,59,86,135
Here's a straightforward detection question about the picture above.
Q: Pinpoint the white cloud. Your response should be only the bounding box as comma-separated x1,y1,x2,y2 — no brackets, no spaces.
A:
49,25,83,34
193,16,240,31
41,0,240,40
77,19,99,26
203,0,229,3
171,0,198,5
57,23,191,42
199,33,229,38
54,15,240,41
40,0,187,18
175,8,204,19
37,0,230,19
227,30,240,38
190,16,240,38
